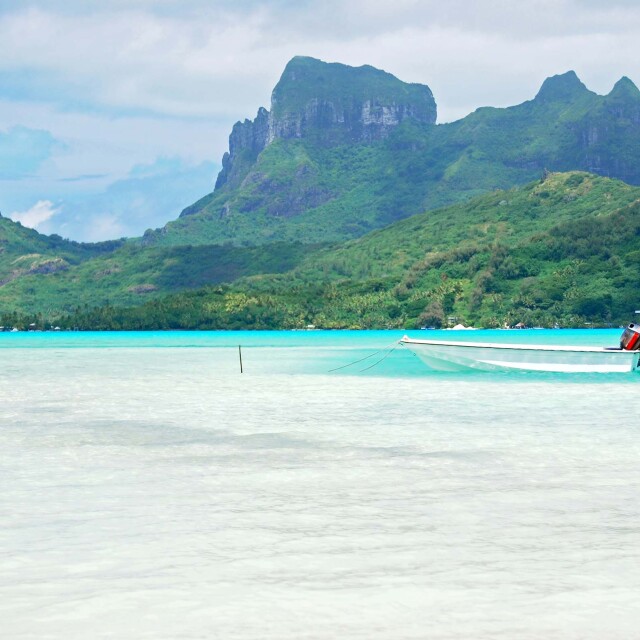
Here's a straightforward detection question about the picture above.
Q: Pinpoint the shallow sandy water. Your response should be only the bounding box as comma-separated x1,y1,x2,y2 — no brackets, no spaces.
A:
1,332,639,639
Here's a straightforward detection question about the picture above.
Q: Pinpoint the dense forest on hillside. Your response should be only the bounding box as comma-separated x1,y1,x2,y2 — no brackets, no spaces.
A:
22,173,638,331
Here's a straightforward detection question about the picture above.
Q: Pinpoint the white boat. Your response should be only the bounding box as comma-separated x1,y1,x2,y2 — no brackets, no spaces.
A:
401,335,640,373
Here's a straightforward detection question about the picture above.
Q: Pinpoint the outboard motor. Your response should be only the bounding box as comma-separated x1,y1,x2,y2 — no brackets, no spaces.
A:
620,323,640,350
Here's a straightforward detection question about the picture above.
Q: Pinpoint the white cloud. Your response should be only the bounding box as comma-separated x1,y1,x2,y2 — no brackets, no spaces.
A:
0,1,638,125
9,200,60,229
0,6,278,119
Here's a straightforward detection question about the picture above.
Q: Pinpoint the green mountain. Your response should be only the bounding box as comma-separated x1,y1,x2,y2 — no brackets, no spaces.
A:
3,57,640,327
0,215,123,288
144,59,640,248
0,227,314,315
56,173,640,330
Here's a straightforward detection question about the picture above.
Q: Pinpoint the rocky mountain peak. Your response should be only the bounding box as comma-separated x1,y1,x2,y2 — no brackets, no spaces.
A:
608,76,640,99
534,70,591,104
270,56,436,139
601,75,640,127
214,57,437,190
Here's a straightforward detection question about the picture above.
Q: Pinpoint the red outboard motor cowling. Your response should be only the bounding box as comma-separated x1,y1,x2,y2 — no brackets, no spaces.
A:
620,323,640,350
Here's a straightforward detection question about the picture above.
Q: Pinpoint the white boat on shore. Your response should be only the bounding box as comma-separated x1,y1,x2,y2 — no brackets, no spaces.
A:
401,327,640,373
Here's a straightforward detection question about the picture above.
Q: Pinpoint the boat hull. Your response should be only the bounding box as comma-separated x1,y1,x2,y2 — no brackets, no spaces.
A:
401,337,640,373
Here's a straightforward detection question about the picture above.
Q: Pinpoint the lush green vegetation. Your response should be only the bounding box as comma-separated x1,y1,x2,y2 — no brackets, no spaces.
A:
0,216,123,270
0,233,319,315
53,173,640,330
0,216,124,294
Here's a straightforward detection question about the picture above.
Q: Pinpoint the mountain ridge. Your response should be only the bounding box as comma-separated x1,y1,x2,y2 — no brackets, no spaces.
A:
151,57,640,249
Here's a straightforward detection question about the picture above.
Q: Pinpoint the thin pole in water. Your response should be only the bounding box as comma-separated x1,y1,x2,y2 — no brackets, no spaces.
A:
239,345,243,373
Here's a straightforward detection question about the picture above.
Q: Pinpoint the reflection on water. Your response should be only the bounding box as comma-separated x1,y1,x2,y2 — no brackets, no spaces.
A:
1,332,639,639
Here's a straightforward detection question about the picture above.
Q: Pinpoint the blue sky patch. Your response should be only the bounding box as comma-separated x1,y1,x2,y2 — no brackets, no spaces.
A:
0,125,62,179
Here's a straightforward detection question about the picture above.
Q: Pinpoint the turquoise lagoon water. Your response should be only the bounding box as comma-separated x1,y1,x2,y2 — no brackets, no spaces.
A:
1,330,639,639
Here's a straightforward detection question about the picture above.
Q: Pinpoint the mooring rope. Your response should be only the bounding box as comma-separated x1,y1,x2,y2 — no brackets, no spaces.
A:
328,340,402,373
358,342,403,372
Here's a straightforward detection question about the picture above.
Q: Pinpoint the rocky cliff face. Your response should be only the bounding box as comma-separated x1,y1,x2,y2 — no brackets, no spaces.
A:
572,76,640,183
213,56,437,191
214,107,270,190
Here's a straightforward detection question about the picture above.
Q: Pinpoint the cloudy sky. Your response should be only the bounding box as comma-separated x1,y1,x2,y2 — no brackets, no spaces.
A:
1,0,639,241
